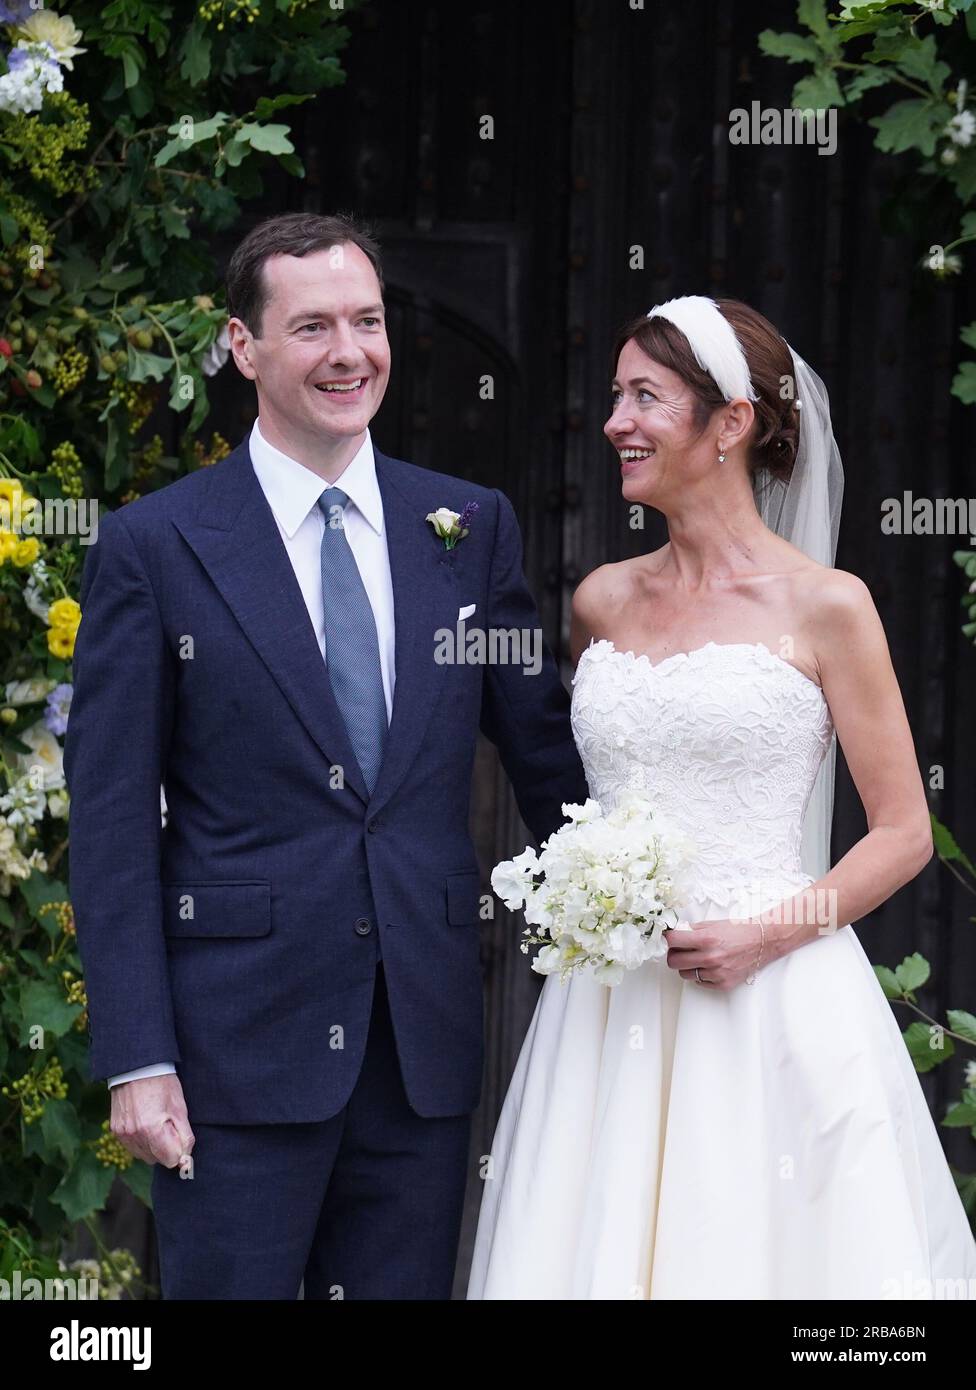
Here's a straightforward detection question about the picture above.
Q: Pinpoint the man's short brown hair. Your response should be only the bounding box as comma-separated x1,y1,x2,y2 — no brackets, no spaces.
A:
225,212,384,336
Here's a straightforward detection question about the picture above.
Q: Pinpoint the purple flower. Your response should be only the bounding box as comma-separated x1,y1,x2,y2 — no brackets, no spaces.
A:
0,1,34,26
44,682,72,737
457,501,480,531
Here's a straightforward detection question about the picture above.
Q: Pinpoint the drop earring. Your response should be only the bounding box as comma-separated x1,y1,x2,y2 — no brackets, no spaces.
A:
718,447,726,463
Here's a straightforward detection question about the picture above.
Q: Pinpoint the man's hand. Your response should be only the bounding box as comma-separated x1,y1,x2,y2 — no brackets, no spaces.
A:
110,1073,194,1168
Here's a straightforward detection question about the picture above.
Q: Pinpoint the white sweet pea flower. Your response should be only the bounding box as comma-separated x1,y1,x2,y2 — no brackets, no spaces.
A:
200,322,231,377
946,109,976,147
13,721,65,790
0,774,46,826
490,844,539,910
47,787,70,819
5,677,56,706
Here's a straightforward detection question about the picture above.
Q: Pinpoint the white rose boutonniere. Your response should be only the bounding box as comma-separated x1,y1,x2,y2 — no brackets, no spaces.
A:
426,501,479,551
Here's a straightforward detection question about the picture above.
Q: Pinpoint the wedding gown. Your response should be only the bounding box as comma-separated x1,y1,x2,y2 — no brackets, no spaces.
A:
467,638,976,1300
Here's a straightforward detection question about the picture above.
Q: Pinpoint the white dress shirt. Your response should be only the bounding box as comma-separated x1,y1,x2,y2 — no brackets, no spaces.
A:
107,420,396,1088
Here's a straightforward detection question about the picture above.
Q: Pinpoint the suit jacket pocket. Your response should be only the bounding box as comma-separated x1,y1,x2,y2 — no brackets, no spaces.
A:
161,880,271,938
445,870,481,926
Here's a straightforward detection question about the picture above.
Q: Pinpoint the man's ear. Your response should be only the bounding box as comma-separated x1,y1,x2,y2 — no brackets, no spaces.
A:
227,316,257,381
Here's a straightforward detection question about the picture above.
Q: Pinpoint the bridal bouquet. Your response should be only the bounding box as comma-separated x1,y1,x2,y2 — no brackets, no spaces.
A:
490,793,691,986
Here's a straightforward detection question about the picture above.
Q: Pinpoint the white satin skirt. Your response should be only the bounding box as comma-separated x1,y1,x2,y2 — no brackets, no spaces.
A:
466,902,976,1300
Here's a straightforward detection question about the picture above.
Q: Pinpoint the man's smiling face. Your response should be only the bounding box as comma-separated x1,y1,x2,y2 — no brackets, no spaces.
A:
228,241,391,460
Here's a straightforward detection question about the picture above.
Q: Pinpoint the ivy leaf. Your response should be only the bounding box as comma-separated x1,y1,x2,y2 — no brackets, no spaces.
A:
126,347,172,383
18,873,69,938
894,952,930,994
873,964,901,999
179,23,212,86
159,205,191,240
155,112,229,167
103,406,127,492
843,67,890,102
797,0,831,37
947,1010,976,1045
18,979,82,1042
253,92,315,119
120,1161,154,1207
758,30,821,63
99,267,145,292
943,1099,976,1128
792,70,845,110
39,1098,82,1165
931,815,976,876
234,123,295,156
51,1151,115,1223
870,99,945,157
951,361,976,406
902,1020,954,1073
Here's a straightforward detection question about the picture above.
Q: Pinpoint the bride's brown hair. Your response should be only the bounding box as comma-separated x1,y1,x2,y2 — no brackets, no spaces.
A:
611,299,799,483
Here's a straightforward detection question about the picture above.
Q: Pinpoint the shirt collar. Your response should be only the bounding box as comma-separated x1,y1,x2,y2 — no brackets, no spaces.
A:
249,418,384,539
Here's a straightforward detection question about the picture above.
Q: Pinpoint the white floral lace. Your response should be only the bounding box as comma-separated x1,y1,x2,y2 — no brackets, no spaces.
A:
570,639,835,910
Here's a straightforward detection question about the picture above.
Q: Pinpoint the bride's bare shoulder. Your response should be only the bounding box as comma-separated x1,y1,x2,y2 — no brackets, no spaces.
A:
794,563,877,622
570,551,666,663
572,551,665,624
794,565,889,668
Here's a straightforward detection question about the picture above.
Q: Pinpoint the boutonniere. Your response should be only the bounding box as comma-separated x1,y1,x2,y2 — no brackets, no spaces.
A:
426,502,479,551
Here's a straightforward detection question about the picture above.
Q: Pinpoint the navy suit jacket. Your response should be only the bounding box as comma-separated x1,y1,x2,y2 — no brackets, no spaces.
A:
63,437,588,1123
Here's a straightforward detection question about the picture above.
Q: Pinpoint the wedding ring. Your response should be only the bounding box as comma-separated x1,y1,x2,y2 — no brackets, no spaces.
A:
695,967,703,983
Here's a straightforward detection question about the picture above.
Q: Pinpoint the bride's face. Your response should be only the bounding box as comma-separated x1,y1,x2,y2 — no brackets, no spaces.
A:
605,339,717,508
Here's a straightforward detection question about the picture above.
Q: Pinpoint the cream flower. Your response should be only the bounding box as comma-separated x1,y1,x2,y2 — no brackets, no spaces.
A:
14,12,86,70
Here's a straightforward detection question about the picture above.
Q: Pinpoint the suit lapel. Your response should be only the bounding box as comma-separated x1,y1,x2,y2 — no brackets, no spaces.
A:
367,450,452,816
171,439,455,814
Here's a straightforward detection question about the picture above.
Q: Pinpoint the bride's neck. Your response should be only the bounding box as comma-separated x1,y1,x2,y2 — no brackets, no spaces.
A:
659,485,768,589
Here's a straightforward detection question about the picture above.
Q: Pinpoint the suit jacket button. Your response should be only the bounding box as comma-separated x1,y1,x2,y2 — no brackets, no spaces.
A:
354,917,372,936
367,819,379,833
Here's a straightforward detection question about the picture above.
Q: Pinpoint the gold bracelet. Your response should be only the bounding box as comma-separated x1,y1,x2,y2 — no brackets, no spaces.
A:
745,917,765,985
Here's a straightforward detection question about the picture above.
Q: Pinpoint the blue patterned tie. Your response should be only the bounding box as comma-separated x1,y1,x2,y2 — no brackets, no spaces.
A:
317,487,388,795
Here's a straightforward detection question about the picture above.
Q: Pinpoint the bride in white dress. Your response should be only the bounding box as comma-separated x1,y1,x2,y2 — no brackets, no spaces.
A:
467,295,976,1300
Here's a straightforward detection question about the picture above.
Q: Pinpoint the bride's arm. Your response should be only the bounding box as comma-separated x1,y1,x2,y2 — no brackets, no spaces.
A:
763,569,933,963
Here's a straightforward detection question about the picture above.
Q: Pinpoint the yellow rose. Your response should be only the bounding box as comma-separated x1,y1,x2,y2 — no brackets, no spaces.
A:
0,530,19,563
12,538,40,567
15,12,87,70
47,627,76,660
47,597,81,632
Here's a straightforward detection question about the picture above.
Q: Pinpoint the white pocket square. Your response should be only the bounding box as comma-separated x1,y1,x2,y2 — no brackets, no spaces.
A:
457,603,476,621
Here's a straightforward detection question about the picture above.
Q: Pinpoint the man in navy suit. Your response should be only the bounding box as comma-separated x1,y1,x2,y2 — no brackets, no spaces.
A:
63,212,588,1299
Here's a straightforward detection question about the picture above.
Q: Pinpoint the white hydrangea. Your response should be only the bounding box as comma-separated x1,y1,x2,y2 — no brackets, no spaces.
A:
0,42,64,115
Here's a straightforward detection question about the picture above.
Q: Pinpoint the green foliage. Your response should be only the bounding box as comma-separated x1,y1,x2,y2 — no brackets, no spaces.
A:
761,3,976,646
0,0,359,1291
873,814,976,1223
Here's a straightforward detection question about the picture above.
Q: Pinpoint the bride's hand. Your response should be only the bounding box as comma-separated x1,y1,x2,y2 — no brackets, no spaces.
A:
664,919,763,990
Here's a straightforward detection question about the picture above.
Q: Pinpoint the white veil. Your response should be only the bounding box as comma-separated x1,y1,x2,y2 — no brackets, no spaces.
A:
753,349,844,880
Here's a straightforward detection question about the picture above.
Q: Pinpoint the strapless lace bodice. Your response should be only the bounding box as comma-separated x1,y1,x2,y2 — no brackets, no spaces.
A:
570,639,834,909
